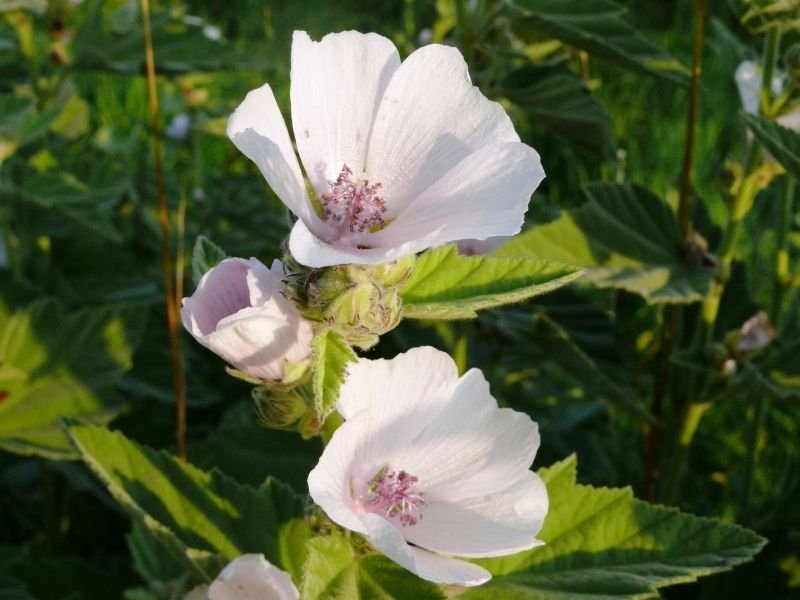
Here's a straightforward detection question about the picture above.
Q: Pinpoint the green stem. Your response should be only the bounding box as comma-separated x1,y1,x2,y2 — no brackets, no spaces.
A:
740,394,768,521
770,177,796,321
759,28,780,116
664,401,712,504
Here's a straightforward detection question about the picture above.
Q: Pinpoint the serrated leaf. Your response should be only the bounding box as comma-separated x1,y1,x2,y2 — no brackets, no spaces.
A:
743,112,800,181
496,183,715,303
192,236,227,286
62,421,309,583
463,455,766,599
312,329,357,420
301,533,445,600
0,300,139,459
501,65,614,158
507,0,690,84
400,244,583,319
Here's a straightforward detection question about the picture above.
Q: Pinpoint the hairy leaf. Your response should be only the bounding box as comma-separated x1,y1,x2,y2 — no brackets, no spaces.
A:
191,236,227,286
312,329,357,420
401,244,583,319
497,183,715,303
464,455,766,599
0,300,139,459
508,0,689,84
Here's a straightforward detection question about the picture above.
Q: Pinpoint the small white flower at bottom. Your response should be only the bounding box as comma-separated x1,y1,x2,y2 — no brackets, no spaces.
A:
307,346,548,587
186,554,298,600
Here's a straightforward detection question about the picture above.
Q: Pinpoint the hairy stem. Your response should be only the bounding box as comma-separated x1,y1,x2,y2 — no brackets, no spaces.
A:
140,0,187,461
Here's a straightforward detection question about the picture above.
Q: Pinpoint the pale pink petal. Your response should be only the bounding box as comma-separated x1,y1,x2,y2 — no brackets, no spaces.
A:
227,84,317,225
208,554,298,600
288,219,441,268
246,258,285,305
369,143,544,248
404,471,547,558
361,513,491,586
307,418,370,536
337,347,460,462
367,44,519,210
456,236,510,256
391,369,540,500
181,258,251,337
290,31,400,197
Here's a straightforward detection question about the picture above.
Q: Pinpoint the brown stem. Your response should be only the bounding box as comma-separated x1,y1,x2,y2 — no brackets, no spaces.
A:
677,0,705,240
139,0,187,461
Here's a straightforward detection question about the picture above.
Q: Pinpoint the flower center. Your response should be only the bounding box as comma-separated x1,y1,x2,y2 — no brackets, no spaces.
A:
321,165,387,233
367,466,426,527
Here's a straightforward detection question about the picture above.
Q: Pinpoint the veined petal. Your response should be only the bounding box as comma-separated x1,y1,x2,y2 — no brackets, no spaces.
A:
337,347,460,462
290,31,400,197
307,418,370,536
181,258,251,337
361,513,491,586
367,44,519,210
227,84,317,225
288,219,441,268
392,369,540,500
369,142,544,248
404,471,548,558
208,554,299,600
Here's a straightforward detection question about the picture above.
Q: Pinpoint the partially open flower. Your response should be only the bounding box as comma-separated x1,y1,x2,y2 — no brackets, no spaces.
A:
307,347,548,586
228,31,544,268
181,258,313,383
187,554,299,600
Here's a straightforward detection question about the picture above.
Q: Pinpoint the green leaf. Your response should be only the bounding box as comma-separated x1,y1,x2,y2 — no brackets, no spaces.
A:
743,112,800,182
501,65,614,158
507,0,690,84
192,236,227,286
464,455,766,599
311,329,357,421
301,533,445,600
400,244,583,319
62,421,310,582
0,300,139,459
496,183,715,303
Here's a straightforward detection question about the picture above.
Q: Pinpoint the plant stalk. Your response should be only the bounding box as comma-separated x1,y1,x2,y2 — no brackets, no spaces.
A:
140,0,187,461
770,177,796,321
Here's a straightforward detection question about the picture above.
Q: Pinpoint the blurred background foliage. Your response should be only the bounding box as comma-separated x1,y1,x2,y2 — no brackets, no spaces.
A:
0,0,799,598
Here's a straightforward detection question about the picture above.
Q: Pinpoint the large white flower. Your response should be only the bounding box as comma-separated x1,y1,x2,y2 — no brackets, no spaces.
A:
186,554,299,600
181,257,313,382
307,347,548,586
228,31,545,268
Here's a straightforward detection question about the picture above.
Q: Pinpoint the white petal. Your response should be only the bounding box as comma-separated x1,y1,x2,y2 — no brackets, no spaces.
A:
369,143,544,248
404,471,548,558
227,84,317,225
290,30,400,197
307,418,370,536
361,513,491,586
367,44,519,209
208,554,299,600
288,219,441,268
392,369,540,500
181,258,251,337
337,347,460,463
246,258,284,306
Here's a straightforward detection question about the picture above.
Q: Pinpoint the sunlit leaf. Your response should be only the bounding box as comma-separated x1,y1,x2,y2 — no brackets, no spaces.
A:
312,329,357,421
401,244,583,319
464,455,766,599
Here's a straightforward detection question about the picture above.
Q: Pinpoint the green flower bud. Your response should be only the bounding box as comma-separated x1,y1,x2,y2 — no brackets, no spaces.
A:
253,387,309,430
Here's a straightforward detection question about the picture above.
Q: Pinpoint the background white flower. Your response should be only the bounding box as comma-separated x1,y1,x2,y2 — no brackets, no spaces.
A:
181,257,313,382
186,554,299,600
227,30,545,268
307,347,548,586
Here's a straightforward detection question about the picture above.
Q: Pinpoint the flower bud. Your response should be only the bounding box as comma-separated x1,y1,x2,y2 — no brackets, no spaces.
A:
187,554,299,600
253,387,309,429
181,257,313,384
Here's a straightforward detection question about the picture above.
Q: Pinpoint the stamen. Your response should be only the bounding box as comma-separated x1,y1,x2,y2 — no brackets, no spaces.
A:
322,165,387,233
367,466,426,527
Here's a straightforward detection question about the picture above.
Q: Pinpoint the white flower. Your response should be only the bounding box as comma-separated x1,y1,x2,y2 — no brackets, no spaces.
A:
166,113,191,140
186,554,299,600
181,257,313,382
307,347,548,586
227,31,545,268
735,60,784,115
